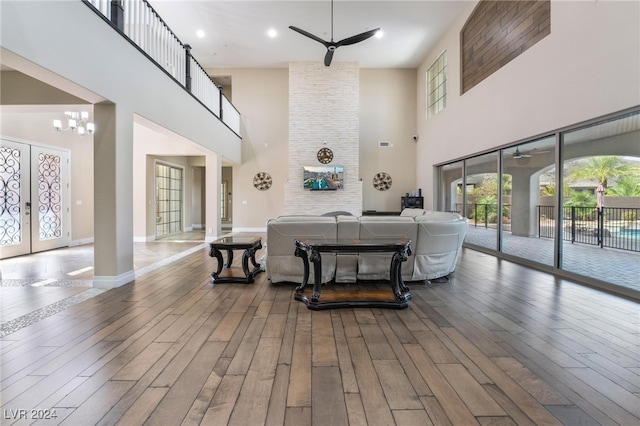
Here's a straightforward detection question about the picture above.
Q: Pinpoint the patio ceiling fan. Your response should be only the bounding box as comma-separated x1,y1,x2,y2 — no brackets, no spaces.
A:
512,147,551,159
512,148,532,159
289,0,380,66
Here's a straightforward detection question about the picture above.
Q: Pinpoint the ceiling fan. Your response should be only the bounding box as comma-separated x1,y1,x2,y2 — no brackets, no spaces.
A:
289,0,380,66
512,147,531,159
512,147,551,159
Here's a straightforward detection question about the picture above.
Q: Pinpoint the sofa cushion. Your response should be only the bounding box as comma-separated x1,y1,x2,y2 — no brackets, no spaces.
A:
336,215,360,282
400,208,426,217
266,216,337,284
357,216,417,281
412,213,468,280
419,211,464,222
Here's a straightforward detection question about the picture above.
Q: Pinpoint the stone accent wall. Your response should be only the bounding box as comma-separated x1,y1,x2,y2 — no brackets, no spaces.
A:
286,62,362,215
461,0,550,94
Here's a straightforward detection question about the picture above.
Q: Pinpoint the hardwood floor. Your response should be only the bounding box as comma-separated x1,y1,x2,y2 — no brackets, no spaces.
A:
1,243,639,425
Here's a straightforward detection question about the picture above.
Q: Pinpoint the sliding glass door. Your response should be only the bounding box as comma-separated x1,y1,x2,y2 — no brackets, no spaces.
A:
435,108,640,295
501,136,556,267
463,152,499,251
560,112,640,289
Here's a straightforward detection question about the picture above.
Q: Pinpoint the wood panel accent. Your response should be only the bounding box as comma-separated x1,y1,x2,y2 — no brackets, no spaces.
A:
461,0,551,93
1,244,639,425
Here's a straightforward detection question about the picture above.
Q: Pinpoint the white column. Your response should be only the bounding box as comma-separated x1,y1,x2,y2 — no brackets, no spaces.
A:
93,103,135,288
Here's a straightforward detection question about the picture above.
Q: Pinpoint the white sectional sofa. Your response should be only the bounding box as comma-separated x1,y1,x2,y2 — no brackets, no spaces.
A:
266,210,468,284
265,216,338,284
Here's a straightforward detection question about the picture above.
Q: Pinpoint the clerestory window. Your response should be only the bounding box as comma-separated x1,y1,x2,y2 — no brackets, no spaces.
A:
427,50,447,118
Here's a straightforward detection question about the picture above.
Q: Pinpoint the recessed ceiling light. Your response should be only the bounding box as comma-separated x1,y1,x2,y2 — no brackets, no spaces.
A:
375,30,384,39
268,28,277,38
197,30,205,38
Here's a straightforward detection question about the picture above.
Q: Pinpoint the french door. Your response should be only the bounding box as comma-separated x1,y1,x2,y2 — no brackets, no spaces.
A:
155,162,183,238
1,139,70,259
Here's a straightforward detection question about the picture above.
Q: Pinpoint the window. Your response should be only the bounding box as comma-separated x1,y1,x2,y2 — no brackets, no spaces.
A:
155,163,183,237
221,180,228,220
426,51,447,118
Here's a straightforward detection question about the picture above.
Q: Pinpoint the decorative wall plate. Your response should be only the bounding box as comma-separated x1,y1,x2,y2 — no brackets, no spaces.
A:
373,172,392,191
316,147,333,164
253,172,272,190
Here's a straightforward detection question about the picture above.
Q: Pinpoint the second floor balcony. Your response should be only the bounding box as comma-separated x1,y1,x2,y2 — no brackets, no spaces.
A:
85,0,241,137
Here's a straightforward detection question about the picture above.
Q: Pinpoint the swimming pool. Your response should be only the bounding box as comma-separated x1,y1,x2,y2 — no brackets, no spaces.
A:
618,228,640,239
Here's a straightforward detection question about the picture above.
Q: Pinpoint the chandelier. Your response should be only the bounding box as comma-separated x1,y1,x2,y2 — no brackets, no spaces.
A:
53,111,95,136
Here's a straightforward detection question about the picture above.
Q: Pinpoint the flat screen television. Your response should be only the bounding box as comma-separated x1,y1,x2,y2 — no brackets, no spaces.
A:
303,165,344,190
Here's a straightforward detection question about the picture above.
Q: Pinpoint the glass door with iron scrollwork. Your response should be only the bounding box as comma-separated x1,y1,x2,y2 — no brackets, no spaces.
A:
1,139,70,259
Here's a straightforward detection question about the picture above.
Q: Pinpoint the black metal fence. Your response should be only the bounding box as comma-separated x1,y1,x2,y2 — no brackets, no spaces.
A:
461,203,511,230
455,203,639,252
539,206,640,252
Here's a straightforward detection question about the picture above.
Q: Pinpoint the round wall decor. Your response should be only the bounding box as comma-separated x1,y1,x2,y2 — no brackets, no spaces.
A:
253,172,272,190
373,172,392,191
316,147,334,164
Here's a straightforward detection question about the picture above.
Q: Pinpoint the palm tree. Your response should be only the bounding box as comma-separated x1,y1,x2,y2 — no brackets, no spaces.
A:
606,175,640,196
568,156,637,189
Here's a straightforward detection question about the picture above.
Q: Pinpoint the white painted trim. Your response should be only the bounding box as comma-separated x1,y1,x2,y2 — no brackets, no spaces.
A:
69,237,94,247
134,235,156,242
93,270,135,289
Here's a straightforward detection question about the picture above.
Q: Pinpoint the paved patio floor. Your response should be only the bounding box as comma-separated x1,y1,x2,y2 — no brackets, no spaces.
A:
465,226,640,293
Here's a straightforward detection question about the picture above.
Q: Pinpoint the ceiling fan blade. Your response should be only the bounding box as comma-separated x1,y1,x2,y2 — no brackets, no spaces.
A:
324,49,335,66
513,148,532,159
289,26,328,47
336,28,380,47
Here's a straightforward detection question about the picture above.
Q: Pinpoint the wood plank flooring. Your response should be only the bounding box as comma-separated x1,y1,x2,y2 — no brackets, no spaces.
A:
1,242,639,425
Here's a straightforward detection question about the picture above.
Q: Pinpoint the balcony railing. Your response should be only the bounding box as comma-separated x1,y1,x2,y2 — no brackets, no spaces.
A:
84,0,241,137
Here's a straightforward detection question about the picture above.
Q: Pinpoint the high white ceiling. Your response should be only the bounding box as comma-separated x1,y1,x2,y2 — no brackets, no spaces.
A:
149,0,471,69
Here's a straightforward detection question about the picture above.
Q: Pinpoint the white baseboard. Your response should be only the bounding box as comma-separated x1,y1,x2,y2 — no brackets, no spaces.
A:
192,224,204,230
133,235,155,243
93,270,135,289
69,237,94,247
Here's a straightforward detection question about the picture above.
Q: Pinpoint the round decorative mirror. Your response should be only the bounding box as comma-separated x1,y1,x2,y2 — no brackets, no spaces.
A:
373,172,392,191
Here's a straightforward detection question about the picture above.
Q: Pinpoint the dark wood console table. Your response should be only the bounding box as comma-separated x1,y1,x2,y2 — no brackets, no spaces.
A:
209,236,263,284
294,238,412,310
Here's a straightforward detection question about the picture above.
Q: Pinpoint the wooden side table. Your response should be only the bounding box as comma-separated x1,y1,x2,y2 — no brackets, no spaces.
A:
209,236,264,284
294,238,412,310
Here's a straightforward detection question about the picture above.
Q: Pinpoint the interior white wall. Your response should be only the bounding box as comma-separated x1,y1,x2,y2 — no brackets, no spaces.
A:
209,67,290,231
416,0,640,209
360,68,418,211
133,121,220,241
208,66,419,226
